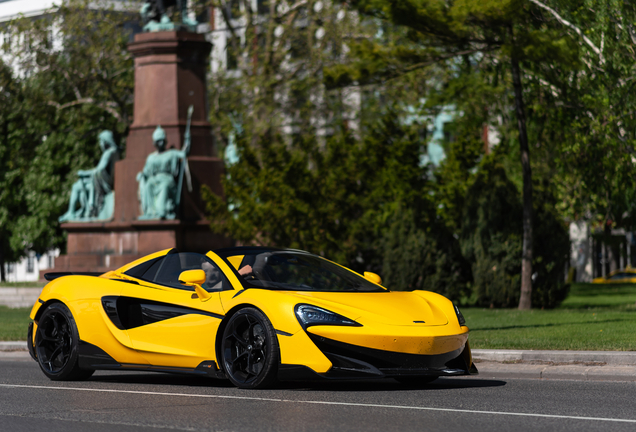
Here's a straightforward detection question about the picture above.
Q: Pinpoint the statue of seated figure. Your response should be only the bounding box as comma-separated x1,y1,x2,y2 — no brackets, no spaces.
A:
59,131,119,223
137,125,191,220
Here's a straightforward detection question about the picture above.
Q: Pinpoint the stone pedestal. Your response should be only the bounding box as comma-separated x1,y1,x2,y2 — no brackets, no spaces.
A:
44,31,231,278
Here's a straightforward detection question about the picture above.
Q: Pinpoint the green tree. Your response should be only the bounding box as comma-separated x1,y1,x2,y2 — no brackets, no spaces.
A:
328,0,586,308
205,112,430,271
0,0,135,279
532,2,636,232
206,0,368,153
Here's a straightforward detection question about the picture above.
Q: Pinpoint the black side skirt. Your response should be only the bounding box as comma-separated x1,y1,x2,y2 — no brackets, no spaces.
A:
76,341,226,379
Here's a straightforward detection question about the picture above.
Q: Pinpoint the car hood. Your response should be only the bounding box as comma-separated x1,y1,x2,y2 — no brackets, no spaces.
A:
282,291,449,326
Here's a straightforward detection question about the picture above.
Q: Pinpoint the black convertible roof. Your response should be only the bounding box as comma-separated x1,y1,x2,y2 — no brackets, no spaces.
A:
212,246,308,258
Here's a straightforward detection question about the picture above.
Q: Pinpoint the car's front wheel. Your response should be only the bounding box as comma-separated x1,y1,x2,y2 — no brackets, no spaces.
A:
35,303,94,381
221,307,279,389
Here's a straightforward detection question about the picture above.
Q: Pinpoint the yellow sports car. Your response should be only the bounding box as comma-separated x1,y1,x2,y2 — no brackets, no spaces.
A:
592,268,636,284
28,247,477,388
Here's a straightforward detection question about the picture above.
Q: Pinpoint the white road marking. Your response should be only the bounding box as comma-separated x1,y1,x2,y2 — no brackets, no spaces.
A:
1,383,635,424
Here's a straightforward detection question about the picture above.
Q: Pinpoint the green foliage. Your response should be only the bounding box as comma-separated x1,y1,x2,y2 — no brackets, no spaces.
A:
531,186,571,308
381,206,471,299
205,0,472,297
0,0,135,277
208,0,367,153
460,157,523,307
459,156,569,308
205,113,425,271
534,2,636,232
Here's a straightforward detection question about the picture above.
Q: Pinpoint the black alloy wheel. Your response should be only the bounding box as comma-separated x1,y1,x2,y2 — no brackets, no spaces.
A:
35,303,94,381
221,307,279,389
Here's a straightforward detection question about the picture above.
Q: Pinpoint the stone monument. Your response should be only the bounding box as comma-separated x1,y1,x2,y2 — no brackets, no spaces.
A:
44,8,230,277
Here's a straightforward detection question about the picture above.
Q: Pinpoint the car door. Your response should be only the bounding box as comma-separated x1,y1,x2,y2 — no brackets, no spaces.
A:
118,251,230,369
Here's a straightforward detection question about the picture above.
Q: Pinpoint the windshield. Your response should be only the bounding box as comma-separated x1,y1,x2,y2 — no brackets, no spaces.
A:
215,249,386,292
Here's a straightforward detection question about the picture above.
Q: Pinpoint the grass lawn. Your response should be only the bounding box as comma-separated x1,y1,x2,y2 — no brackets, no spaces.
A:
0,306,32,341
466,283,636,351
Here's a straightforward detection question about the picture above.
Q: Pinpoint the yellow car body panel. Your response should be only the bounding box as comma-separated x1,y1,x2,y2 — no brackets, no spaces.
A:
126,313,221,368
276,330,333,374
226,255,244,271
28,247,476,386
32,276,149,365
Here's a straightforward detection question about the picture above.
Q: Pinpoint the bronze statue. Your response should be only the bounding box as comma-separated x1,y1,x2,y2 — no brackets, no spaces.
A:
59,131,119,222
141,0,197,32
137,107,193,220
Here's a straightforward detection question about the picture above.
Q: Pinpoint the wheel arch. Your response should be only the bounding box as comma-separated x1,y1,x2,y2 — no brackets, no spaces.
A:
34,299,65,322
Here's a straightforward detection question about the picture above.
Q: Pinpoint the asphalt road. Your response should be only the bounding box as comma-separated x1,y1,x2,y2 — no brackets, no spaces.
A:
2,354,636,432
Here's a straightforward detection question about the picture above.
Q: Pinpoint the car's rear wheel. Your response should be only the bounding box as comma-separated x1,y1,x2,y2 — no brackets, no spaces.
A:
35,303,94,381
394,376,438,386
221,307,279,389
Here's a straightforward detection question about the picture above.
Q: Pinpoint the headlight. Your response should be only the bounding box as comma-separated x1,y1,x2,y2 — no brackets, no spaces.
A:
454,305,466,326
295,304,361,328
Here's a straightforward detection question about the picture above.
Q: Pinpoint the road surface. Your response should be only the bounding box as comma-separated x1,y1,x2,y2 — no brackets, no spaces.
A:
1,353,635,432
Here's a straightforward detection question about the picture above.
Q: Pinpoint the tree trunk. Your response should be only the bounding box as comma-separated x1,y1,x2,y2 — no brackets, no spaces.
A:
511,54,533,310
0,243,5,283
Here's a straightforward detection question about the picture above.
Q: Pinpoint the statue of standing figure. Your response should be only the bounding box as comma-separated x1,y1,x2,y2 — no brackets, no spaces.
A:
140,0,197,32
59,131,119,222
137,120,192,220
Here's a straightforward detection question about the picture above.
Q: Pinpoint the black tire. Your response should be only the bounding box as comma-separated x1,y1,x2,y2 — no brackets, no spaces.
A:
221,307,279,389
394,376,438,386
35,303,94,381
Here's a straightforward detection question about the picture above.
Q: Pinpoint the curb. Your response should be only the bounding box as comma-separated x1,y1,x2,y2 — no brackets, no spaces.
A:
0,341,27,352
472,349,636,366
475,361,636,382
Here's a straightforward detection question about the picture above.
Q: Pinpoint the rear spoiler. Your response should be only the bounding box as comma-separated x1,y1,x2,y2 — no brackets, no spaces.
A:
43,272,104,281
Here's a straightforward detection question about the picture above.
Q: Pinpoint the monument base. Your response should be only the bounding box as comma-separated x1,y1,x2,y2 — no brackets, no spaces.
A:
42,220,232,279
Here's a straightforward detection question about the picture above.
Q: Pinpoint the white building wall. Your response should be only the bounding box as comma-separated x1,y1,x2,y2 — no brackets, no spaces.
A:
0,0,57,21
3,250,59,282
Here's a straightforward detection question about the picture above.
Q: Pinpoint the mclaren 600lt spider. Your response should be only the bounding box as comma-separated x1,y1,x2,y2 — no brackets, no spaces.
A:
28,247,477,388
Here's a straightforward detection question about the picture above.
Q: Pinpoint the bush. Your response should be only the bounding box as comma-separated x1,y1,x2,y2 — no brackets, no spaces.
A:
381,206,471,301
531,192,571,308
460,158,569,308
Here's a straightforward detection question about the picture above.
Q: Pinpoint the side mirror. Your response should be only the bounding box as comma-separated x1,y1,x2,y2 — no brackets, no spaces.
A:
178,269,211,301
364,272,382,285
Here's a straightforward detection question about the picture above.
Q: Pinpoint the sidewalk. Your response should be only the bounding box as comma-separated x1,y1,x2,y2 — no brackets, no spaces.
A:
3,343,636,381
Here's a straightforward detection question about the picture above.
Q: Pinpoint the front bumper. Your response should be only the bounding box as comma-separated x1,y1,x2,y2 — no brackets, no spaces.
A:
278,335,478,380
